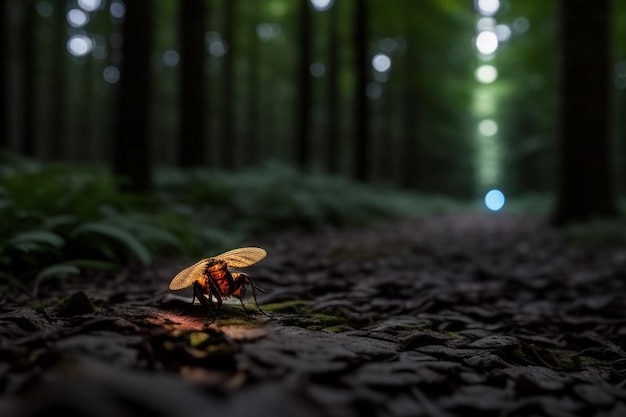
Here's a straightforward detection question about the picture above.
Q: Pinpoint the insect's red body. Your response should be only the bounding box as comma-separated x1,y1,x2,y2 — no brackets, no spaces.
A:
169,247,269,322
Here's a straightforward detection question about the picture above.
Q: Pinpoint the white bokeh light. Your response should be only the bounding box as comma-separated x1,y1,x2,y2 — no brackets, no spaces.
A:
479,119,498,136
495,24,512,42
476,31,498,55
475,65,498,83
372,53,391,73
476,0,500,16
310,0,333,11
78,0,101,12
67,9,89,27
67,35,93,57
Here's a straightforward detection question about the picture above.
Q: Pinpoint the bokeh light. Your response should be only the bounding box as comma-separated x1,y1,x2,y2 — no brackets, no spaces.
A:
109,1,125,19
256,23,282,42
310,62,326,77
513,17,529,33
476,0,500,16
495,24,512,42
476,31,498,55
479,119,498,136
67,35,93,57
475,65,498,83
163,50,180,67
103,66,120,84
310,0,333,11
485,189,505,211
78,0,101,12
68,9,89,27
372,53,391,73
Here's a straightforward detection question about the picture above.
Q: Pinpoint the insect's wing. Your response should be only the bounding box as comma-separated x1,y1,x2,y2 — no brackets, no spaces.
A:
213,247,267,268
169,259,209,290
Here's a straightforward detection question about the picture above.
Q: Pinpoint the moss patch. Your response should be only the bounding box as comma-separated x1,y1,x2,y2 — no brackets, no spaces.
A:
262,300,311,314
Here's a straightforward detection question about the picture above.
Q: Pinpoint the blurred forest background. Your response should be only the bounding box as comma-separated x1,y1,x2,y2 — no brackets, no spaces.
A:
1,0,626,283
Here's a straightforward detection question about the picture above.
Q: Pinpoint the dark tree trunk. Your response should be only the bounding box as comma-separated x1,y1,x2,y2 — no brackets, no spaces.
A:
220,0,236,168
295,0,312,171
400,10,423,188
553,0,617,224
113,0,153,192
245,0,260,165
0,0,7,150
352,0,370,181
178,0,207,167
326,2,340,174
48,0,67,160
20,0,37,156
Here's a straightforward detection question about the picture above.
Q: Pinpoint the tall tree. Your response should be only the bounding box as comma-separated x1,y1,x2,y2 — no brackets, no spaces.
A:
352,0,370,181
553,0,617,224
245,0,260,166
48,0,67,159
20,0,37,156
295,0,312,170
113,0,153,191
401,6,420,188
220,0,236,168
0,0,7,150
326,1,340,173
178,0,207,167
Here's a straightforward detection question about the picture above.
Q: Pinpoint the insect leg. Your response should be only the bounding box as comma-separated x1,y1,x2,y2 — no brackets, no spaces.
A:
207,278,223,322
247,277,270,317
237,284,250,314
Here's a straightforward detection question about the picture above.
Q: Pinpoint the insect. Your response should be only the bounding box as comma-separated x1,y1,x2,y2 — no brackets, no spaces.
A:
169,247,269,322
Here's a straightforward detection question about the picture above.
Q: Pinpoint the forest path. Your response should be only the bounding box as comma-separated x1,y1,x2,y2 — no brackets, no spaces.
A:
2,213,626,417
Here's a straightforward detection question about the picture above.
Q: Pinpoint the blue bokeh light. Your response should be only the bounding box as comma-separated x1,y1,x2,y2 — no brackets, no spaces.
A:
485,189,505,211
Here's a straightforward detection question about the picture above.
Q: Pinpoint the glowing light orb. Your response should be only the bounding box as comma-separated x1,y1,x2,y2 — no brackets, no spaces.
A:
476,31,498,55
477,0,500,16
475,65,497,83
310,0,333,11
372,53,391,73
485,189,505,211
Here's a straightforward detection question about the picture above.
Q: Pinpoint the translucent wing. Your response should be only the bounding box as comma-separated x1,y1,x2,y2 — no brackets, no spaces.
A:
169,258,209,290
213,247,267,268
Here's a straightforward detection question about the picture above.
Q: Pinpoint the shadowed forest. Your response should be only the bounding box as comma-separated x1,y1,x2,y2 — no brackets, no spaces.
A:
2,1,626,416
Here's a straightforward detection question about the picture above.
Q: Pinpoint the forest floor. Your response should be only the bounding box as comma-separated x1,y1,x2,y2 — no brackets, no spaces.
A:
1,213,626,417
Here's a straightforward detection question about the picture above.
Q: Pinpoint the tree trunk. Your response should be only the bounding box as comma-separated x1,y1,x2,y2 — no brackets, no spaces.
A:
326,1,340,174
20,0,37,156
245,0,260,165
113,0,153,192
47,0,67,160
553,0,617,224
178,0,207,167
0,0,7,150
220,0,236,168
352,0,370,181
295,0,312,171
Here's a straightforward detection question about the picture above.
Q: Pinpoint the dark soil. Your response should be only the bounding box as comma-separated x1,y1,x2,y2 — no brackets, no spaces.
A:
1,213,626,417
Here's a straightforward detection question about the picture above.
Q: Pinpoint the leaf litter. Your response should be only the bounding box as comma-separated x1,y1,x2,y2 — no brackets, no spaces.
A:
1,213,626,416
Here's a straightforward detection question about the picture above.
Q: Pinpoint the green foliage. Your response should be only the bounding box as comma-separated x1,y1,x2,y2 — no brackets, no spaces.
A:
0,156,189,285
0,155,460,287
156,163,460,242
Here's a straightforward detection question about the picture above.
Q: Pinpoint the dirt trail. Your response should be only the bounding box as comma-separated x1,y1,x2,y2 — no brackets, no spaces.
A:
1,213,626,416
